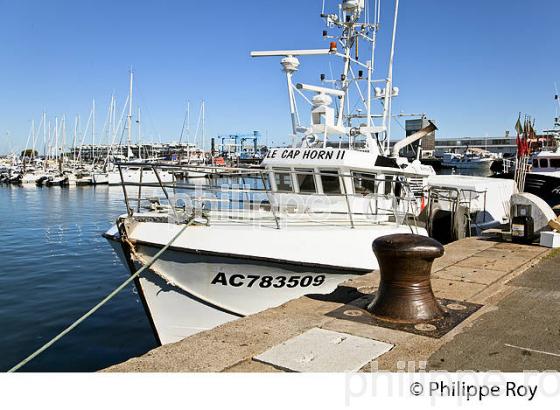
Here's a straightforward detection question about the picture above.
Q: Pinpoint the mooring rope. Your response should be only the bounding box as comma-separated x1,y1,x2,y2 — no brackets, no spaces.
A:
8,219,193,373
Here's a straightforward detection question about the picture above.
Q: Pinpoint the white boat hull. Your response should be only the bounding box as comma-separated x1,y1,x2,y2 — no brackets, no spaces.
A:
107,169,175,185
21,174,44,184
442,159,494,169
114,240,358,344
105,220,423,345
92,173,109,185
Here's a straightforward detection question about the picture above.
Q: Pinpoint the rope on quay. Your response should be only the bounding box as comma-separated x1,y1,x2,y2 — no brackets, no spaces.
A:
8,220,194,373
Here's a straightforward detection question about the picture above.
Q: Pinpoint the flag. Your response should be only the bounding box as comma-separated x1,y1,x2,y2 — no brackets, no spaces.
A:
515,116,524,136
515,116,523,156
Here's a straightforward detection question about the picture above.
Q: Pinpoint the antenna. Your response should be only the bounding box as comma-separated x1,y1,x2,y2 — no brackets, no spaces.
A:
296,82,346,97
251,49,332,57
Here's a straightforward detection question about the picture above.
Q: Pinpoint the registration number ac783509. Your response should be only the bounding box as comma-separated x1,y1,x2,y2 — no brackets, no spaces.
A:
210,272,326,289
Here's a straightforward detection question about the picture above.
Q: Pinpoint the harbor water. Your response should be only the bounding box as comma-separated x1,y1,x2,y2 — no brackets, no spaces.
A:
0,185,156,372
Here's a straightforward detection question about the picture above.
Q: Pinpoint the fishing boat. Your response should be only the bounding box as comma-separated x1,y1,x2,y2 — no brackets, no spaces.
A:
104,0,444,345
525,135,560,208
104,0,516,344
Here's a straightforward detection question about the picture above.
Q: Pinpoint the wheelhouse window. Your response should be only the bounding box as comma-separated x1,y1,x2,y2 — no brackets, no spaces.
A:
533,159,539,167
550,158,560,168
384,175,394,195
295,168,316,193
353,172,377,195
273,168,294,192
540,159,549,168
320,170,341,194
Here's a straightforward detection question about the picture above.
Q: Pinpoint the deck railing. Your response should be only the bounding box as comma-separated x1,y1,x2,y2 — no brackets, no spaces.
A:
115,162,421,232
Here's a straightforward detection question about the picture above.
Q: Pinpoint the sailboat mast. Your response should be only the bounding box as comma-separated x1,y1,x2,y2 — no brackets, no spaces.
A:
42,112,47,161
47,121,51,162
127,70,133,159
92,99,96,161
54,117,59,162
22,121,32,169
73,116,78,161
31,119,37,162
202,100,206,163
137,106,142,160
61,115,66,164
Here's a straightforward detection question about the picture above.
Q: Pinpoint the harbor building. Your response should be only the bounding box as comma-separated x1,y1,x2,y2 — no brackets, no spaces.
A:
434,135,517,156
433,133,557,156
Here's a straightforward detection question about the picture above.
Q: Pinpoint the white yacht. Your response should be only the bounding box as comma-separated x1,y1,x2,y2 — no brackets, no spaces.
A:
441,150,496,170
107,166,175,185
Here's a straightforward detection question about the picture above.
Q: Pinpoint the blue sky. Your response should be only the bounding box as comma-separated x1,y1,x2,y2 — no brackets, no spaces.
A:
0,0,559,154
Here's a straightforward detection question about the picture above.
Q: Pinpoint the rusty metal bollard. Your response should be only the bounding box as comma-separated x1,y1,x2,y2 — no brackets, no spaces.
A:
367,233,445,323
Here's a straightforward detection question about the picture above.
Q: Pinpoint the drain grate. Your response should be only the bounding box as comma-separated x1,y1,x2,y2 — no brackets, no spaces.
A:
326,293,482,339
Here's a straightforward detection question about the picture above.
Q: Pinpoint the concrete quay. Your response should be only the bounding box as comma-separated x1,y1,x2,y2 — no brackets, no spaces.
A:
104,237,556,372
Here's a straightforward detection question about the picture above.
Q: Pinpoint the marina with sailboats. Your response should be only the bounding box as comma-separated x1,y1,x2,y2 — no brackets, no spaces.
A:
2,0,560,380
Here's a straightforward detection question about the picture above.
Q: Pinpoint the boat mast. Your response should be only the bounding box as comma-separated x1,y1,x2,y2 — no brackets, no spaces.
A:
127,69,133,160
42,112,47,164
92,99,96,161
366,0,381,129
187,100,191,159
202,100,206,163
54,117,59,163
22,121,32,170
382,0,399,154
61,115,66,166
73,116,78,162
31,119,37,163
283,57,299,145
137,106,142,160
47,120,51,163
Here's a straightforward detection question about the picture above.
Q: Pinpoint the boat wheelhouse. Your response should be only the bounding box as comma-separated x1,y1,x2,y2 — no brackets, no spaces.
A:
532,150,560,178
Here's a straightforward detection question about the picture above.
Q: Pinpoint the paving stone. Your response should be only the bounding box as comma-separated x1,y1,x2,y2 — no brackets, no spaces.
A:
434,265,508,285
455,255,528,272
431,278,487,301
253,328,393,372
